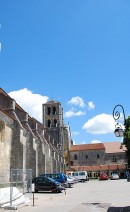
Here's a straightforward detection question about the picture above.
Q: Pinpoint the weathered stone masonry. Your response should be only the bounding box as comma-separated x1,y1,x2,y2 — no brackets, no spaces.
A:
0,88,67,183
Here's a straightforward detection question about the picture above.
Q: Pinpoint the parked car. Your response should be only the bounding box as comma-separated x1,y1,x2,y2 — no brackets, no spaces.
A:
32,176,65,193
40,173,68,187
68,171,89,182
68,175,79,183
66,176,75,187
99,173,108,180
110,173,119,180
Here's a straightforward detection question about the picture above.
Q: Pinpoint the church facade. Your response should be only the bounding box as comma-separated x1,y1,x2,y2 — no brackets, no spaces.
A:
0,88,70,183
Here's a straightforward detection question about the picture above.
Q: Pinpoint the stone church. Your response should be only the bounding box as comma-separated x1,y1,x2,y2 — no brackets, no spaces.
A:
0,88,71,183
0,87,128,182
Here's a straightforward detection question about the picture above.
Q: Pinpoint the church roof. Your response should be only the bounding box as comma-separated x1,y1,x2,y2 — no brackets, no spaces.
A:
70,142,126,153
103,142,126,153
70,143,105,151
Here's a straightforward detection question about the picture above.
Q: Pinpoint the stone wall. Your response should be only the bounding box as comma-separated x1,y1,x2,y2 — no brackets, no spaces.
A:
0,88,67,182
70,150,106,166
0,111,13,182
70,149,127,166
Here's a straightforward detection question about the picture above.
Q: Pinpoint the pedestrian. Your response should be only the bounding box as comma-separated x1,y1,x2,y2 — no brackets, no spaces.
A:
126,170,130,182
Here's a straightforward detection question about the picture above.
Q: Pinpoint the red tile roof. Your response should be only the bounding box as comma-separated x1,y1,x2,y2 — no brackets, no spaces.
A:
91,165,100,171
100,165,108,171
70,142,127,152
103,142,127,153
68,164,126,172
117,164,126,169
70,143,105,151
108,164,118,170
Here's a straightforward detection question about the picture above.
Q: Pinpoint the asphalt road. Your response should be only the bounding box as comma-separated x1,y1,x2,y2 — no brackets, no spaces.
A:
1,179,130,212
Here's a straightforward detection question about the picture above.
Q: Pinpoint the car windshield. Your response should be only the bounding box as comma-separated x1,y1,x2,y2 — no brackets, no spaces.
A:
47,177,59,183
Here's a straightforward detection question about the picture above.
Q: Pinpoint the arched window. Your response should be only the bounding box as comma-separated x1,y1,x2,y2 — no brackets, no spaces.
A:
47,120,51,127
53,106,56,115
54,119,57,127
88,172,92,178
47,107,51,115
74,155,77,160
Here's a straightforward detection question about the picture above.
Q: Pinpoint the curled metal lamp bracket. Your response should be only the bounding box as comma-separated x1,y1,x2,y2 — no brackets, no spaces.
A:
113,104,126,125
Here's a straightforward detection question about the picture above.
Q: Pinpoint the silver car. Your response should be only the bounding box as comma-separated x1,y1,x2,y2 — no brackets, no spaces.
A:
111,173,119,180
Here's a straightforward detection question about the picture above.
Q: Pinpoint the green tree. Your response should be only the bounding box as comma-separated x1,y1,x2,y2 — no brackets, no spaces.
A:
123,116,130,166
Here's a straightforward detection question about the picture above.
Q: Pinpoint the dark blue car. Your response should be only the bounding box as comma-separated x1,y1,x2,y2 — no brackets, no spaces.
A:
40,173,68,187
31,176,65,193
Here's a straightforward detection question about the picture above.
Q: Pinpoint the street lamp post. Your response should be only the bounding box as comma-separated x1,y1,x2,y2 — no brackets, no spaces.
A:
112,104,126,137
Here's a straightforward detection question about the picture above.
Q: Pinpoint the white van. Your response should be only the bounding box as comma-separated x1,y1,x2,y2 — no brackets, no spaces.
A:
68,171,89,182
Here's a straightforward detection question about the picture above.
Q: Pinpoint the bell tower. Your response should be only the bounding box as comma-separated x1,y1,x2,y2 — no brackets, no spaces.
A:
42,100,64,149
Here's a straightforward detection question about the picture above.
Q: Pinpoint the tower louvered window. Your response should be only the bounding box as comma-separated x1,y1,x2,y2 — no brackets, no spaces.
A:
47,119,51,127
47,107,51,115
54,119,57,127
53,106,56,115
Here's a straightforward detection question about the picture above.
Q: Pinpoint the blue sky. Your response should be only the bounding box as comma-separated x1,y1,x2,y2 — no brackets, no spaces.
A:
0,1,130,144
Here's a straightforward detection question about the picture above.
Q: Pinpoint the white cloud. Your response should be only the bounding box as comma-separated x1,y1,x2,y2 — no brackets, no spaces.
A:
64,109,85,118
68,96,86,108
8,88,48,122
91,140,102,144
88,101,95,110
82,113,116,134
75,111,85,116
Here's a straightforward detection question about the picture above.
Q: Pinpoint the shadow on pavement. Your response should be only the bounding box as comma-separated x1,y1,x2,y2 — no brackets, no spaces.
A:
107,206,130,212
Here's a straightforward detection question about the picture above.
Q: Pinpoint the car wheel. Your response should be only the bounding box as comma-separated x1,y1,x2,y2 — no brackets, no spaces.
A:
52,189,60,193
56,189,62,193
68,183,71,188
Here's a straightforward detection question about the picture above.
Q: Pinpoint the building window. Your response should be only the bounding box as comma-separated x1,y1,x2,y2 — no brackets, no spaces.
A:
53,106,56,115
88,173,92,178
74,155,77,160
86,155,88,159
70,161,73,166
113,155,117,162
47,119,51,127
47,107,51,115
97,154,100,159
54,119,57,127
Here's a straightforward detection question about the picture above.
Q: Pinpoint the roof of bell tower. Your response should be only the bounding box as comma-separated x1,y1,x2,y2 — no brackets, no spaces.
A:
46,100,61,104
